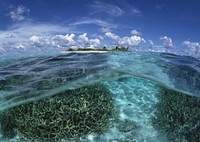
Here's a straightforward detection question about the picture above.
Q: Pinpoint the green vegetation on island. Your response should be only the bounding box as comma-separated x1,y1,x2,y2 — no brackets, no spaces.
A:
0,83,116,141
152,88,200,142
66,46,129,52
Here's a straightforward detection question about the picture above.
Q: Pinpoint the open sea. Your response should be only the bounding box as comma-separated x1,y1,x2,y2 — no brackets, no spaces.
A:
0,51,200,142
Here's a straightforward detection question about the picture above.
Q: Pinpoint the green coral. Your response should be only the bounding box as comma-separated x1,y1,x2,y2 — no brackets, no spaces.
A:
152,88,200,142
0,83,115,141
0,111,16,139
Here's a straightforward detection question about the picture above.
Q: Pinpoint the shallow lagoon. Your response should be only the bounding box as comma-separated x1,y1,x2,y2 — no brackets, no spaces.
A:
0,52,200,142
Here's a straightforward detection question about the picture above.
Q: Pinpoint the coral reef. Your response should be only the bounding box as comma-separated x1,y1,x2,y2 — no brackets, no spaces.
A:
152,88,200,142
0,83,115,141
0,111,16,139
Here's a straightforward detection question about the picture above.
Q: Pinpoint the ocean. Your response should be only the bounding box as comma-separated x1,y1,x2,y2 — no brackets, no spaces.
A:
0,51,200,142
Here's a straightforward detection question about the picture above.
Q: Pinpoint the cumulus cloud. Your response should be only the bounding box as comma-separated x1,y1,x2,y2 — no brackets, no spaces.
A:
8,5,30,21
87,1,123,17
183,41,200,49
0,22,103,52
0,21,174,54
54,34,76,45
105,32,145,47
16,44,26,49
131,30,141,36
28,34,77,49
90,39,101,46
0,22,76,52
160,36,173,48
93,34,104,40
183,41,200,55
29,35,50,48
105,32,120,41
120,36,145,47
77,33,101,48
78,33,88,44
30,36,64,49
30,35,40,42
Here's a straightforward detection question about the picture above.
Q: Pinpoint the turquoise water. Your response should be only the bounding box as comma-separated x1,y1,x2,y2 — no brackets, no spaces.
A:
0,52,200,142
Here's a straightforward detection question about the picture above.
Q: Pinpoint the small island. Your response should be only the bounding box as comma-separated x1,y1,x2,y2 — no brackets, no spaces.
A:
66,46,129,52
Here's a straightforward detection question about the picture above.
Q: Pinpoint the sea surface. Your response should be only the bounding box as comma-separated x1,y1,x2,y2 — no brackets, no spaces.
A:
0,51,200,142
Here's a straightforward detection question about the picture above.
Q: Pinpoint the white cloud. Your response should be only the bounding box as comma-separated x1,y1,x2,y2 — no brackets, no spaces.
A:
100,27,112,33
105,32,145,47
0,22,174,54
148,40,154,48
70,18,118,29
66,34,76,45
54,34,76,46
77,33,101,48
121,1,142,16
90,39,101,47
0,23,103,52
0,22,73,43
183,41,200,50
131,30,141,36
183,41,200,56
87,1,123,17
90,34,104,40
56,34,75,41
78,33,89,44
30,35,40,42
105,32,120,41
120,36,145,47
16,32,101,50
8,5,30,21
160,36,173,48
0,22,73,44
29,36,49,47
16,44,26,49
131,8,142,15
0,22,75,52
87,1,142,18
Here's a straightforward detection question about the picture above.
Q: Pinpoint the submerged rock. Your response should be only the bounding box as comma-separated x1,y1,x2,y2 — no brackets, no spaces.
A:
0,83,116,141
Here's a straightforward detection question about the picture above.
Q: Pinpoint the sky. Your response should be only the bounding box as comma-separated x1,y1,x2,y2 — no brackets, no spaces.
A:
0,0,200,56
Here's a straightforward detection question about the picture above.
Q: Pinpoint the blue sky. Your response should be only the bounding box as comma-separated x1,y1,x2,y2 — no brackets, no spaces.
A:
0,0,200,56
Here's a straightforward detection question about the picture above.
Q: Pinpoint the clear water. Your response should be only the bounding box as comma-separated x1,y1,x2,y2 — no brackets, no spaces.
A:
0,51,200,142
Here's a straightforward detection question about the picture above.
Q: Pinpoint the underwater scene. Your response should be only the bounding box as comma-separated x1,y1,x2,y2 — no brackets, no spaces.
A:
0,52,200,142
1,0,200,141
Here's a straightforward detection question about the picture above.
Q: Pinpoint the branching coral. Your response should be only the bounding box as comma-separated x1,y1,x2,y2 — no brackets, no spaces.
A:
0,83,115,141
152,88,200,142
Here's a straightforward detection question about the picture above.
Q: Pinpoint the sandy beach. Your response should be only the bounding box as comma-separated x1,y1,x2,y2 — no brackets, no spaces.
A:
61,51,110,53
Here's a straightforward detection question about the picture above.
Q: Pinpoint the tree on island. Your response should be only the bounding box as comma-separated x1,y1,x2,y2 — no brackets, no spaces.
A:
66,46,128,52
111,46,128,51
102,46,108,50
115,46,119,50
67,48,74,51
